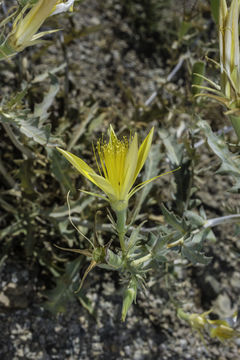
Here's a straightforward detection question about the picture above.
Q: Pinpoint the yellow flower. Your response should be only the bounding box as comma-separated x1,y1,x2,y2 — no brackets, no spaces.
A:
57,126,166,211
7,0,74,52
188,313,208,331
208,319,240,342
178,308,211,335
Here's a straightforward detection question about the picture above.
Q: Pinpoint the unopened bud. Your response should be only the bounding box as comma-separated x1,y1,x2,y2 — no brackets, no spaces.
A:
121,278,137,322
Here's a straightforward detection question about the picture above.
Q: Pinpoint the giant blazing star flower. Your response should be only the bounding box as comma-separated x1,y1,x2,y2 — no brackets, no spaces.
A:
57,126,166,211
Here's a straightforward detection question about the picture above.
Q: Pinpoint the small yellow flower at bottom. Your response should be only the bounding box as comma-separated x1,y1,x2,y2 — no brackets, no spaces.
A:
57,126,171,212
208,319,240,342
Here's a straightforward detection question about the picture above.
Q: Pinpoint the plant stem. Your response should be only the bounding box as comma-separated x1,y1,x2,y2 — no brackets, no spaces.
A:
0,42,15,60
116,209,127,254
177,308,190,321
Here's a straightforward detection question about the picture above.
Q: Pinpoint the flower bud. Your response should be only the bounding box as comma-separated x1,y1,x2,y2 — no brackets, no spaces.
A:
121,278,137,322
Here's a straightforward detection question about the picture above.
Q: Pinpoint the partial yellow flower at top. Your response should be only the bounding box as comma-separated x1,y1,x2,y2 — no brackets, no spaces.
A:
219,0,240,103
193,0,240,139
7,0,74,53
194,0,240,110
57,126,167,212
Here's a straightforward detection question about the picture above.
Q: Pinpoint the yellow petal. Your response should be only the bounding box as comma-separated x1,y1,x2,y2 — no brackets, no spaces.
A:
128,167,181,199
89,173,116,198
133,127,154,184
57,147,116,198
15,0,57,43
57,147,98,185
120,133,138,198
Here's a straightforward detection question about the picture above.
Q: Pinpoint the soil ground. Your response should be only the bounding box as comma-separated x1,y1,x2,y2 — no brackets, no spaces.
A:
0,0,240,359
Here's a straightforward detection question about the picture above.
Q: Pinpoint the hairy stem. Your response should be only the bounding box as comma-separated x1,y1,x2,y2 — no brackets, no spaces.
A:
116,209,127,255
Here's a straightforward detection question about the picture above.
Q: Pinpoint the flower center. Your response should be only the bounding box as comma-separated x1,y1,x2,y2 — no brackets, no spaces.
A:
96,136,129,195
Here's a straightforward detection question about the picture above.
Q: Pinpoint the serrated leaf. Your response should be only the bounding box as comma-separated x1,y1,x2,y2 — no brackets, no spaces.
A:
19,118,51,145
182,245,212,265
32,63,67,83
148,233,169,254
159,129,183,166
161,204,188,233
159,130,193,211
77,293,95,316
189,228,209,249
198,120,240,191
18,159,36,196
184,210,205,227
0,110,52,145
43,257,84,314
6,87,28,109
34,73,59,123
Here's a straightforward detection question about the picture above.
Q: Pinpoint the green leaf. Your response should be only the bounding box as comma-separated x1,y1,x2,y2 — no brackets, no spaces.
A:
198,120,240,192
192,61,205,96
43,257,84,314
182,246,212,265
159,129,183,166
147,232,169,256
161,204,188,233
229,115,240,143
121,277,138,322
6,87,29,109
19,118,51,145
178,20,192,40
0,110,51,145
184,210,205,227
33,73,59,124
77,293,95,316
182,228,213,264
48,197,94,219
104,249,123,270
210,0,220,24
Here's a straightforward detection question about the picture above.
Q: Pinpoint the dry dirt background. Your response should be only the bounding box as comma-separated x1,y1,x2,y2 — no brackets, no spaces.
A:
0,0,240,359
